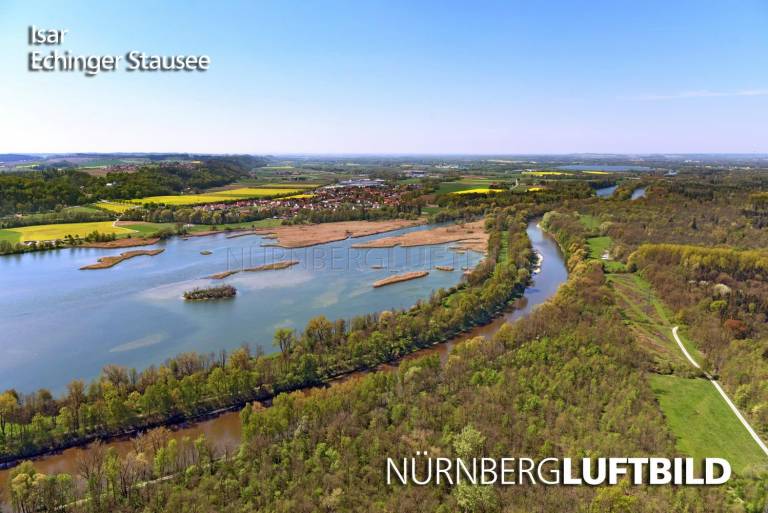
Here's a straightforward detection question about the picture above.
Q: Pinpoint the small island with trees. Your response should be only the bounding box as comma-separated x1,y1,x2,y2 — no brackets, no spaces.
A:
183,284,237,301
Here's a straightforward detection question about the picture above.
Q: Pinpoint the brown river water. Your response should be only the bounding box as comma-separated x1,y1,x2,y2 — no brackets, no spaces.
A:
0,220,567,505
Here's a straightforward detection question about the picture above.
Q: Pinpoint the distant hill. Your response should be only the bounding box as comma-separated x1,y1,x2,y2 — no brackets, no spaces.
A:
0,154,36,163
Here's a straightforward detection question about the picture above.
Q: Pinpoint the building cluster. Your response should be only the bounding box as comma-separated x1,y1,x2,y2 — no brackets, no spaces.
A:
197,181,421,218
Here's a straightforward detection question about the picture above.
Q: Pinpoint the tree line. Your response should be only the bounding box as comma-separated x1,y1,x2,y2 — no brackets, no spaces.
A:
0,157,262,217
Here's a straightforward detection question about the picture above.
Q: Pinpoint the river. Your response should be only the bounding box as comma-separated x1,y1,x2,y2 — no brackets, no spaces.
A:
0,220,568,501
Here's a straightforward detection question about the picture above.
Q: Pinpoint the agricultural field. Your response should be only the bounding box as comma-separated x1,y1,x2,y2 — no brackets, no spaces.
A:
0,221,138,243
280,193,314,199
521,170,573,176
450,187,503,195
436,177,505,194
93,201,140,213
130,187,302,206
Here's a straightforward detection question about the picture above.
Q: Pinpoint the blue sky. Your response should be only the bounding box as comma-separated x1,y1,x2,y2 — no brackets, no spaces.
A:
0,0,766,153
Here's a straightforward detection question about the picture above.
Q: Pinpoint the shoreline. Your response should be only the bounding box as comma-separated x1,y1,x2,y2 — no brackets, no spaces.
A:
0,284,529,471
0,218,542,471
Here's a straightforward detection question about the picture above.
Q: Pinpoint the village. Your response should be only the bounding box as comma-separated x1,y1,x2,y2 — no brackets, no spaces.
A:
195,178,423,219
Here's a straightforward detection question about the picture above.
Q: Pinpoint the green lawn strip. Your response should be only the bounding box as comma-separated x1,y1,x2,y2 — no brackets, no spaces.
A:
578,213,601,230
626,274,706,363
187,218,283,233
649,374,768,474
124,223,179,236
0,229,21,243
64,205,105,215
500,230,509,263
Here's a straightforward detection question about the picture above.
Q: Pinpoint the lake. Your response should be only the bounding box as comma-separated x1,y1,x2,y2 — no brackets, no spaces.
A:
0,224,482,393
0,219,569,494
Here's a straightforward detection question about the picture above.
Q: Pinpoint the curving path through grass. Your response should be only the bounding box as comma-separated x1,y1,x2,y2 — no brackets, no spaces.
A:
672,326,768,458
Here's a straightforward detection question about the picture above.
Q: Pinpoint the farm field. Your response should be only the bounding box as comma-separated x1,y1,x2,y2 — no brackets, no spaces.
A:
450,187,503,195
521,170,573,176
93,201,140,213
129,187,302,205
280,193,314,199
0,221,138,243
436,178,504,194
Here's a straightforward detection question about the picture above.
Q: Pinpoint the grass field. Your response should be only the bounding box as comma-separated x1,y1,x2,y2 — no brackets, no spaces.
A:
0,221,138,243
607,272,768,474
650,374,768,474
130,187,302,206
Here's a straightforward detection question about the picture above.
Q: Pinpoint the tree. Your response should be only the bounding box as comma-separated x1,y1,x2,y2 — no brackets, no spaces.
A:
273,328,295,359
304,316,333,352
0,390,18,438
66,380,85,431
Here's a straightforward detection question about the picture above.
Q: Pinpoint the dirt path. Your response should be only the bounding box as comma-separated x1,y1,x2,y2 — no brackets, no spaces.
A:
671,326,768,458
